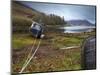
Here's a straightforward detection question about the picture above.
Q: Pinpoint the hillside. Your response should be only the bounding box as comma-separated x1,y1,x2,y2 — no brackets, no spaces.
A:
67,20,94,26
12,1,39,18
12,1,66,28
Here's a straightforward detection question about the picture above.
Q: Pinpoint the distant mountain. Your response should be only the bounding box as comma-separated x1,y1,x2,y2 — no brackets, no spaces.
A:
67,20,94,26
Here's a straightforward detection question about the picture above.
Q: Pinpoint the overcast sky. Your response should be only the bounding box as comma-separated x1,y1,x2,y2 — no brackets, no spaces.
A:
21,1,96,24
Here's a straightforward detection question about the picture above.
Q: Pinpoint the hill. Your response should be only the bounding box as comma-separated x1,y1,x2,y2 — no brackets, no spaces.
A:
67,20,94,26
12,1,66,27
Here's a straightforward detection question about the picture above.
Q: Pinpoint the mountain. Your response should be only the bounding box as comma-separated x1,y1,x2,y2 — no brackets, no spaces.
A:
67,20,94,26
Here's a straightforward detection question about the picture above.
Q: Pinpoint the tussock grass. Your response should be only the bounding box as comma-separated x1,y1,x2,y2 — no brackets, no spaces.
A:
12,34,33,49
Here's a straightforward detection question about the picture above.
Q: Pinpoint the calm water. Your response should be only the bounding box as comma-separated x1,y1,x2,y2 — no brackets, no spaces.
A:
60,26,95,33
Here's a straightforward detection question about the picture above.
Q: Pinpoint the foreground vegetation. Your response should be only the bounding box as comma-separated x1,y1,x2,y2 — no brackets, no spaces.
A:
12,33,82,73
12,31,95,73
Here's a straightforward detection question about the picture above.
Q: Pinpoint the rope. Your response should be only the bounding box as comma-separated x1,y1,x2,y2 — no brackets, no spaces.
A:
19,39,41,73
19,22,44,73
20,39,37,72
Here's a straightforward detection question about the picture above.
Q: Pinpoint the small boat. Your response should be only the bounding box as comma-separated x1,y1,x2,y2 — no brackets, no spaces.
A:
29,21,44,38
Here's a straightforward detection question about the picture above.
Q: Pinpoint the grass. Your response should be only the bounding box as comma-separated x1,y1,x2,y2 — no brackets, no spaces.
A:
12,33,52,49
12,33,83,73
21,47,81,72
12,30,95,73
12,32,83,49
12,34,35,49
53,36,82,49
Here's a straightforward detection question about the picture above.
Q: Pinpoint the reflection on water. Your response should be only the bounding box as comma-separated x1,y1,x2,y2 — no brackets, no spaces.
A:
60,26,95,33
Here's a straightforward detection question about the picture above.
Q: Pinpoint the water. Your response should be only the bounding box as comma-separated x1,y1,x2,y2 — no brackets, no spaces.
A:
60,26,95,33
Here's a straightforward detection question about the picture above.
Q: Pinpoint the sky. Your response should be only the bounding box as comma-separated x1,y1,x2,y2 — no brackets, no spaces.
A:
21,1,96,24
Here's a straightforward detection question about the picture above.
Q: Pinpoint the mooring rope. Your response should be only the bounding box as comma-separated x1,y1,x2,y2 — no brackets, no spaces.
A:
19,22,44,73
19,39,42,73
20,38,37,72
19,28,43,73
